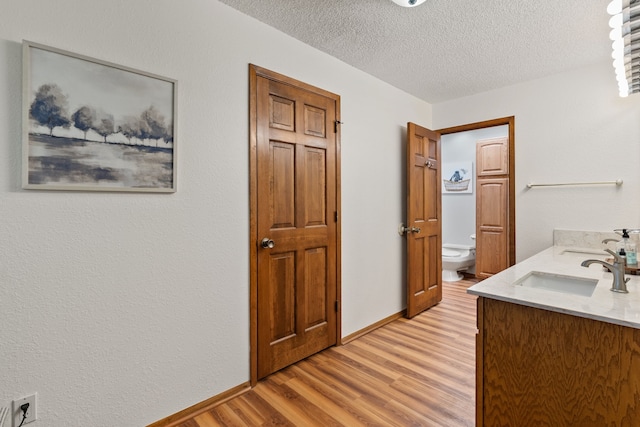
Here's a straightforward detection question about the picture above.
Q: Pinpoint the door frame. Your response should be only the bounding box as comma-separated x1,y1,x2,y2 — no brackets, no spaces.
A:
248,64,342,386
437,116,516,267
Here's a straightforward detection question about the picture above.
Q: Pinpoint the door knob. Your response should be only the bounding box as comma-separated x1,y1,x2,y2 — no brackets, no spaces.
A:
261,238,275,249
398,224,422,235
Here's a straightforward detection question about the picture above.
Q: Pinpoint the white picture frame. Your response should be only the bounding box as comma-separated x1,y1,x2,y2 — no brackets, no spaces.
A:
442,162,473,194
22,40,177,192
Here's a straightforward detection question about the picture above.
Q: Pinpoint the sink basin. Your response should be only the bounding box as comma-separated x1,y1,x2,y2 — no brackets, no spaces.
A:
560,249,607,259
514,271,598,297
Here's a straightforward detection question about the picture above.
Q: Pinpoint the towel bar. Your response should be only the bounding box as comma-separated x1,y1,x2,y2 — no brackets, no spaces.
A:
526,179,623,188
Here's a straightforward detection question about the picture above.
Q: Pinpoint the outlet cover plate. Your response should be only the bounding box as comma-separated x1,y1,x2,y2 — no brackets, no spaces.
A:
13,393,36,426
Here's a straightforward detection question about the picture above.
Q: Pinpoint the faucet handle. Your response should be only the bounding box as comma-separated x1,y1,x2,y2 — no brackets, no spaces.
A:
602,238,620,244
604,248,625,263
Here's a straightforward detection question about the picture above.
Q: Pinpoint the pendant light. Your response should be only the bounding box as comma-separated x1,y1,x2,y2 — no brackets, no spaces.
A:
607,0,640,97
390,0,427,7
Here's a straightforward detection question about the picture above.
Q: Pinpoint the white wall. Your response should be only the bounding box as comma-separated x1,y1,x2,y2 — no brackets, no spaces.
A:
441,125,508,247
441,135,476,245
434,62,640,261
0,1,432,425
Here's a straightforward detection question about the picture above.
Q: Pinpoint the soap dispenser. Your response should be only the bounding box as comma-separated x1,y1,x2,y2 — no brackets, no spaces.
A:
626,231,638,266
616,228,638,266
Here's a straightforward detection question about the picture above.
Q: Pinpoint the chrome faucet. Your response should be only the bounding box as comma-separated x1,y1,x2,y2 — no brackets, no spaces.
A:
602,238,620,244
581,249,629,293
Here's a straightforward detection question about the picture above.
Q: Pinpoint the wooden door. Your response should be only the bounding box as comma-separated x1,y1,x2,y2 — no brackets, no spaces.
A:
476,178,508,279
406,122,442,318
476,136,509,279
250,65,340,381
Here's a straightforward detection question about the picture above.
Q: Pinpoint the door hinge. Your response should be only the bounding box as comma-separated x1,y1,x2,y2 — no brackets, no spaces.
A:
334,120,343,133
335,300,340,312
334,211,339,222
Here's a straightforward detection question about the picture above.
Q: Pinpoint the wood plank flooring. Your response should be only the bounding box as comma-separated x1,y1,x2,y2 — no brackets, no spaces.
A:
178,278,478,427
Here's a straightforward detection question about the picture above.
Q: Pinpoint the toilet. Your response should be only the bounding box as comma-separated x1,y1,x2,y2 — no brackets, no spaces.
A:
442,243,476,282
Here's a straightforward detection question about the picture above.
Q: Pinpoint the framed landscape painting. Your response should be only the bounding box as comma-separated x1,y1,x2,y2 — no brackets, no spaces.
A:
22,40,177,192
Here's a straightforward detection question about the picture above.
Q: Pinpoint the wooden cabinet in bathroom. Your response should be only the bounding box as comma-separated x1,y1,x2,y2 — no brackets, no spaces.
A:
476,137,509,176
476,297,640,426
475,178,508,278
475,137,510,279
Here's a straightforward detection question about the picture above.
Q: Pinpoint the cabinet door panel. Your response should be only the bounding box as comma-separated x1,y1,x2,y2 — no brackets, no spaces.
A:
477,137,508,177
476,178,508,279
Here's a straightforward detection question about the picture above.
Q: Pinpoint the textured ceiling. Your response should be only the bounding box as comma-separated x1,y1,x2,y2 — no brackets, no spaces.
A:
218,0,613,103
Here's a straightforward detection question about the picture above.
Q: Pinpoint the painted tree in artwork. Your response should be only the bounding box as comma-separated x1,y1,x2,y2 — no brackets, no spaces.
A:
163,123,173,146
29,83,71,136
71,105,96,140
92,112,115,143
118,116,141,145
137,116,151,145
140,105,167,147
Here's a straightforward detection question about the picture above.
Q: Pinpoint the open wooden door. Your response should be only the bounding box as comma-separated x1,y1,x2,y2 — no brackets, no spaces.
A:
405,122,442,318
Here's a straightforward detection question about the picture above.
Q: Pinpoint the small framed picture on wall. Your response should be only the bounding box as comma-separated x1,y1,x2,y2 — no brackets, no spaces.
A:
442,162,473,194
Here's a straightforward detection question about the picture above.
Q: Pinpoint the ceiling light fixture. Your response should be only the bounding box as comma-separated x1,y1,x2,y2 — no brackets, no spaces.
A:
390,0,427,7
607,0,640,97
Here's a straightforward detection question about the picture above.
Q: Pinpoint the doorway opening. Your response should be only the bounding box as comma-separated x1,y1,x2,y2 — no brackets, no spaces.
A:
438,117,515,277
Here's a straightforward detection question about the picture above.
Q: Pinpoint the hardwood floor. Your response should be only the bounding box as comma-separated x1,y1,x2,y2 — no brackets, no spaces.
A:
178,278,478,427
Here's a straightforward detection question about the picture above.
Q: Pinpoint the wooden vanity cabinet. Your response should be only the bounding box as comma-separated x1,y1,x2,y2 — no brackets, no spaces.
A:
476,297,640,426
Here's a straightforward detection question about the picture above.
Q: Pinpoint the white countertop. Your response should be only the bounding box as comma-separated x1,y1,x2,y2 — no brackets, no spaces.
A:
467,246,640,329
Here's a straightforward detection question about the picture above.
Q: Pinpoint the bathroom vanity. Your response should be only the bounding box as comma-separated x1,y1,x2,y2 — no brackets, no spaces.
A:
468,243,640,426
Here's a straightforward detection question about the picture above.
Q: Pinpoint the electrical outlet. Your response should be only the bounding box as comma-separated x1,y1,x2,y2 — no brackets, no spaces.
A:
12,394,36,426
